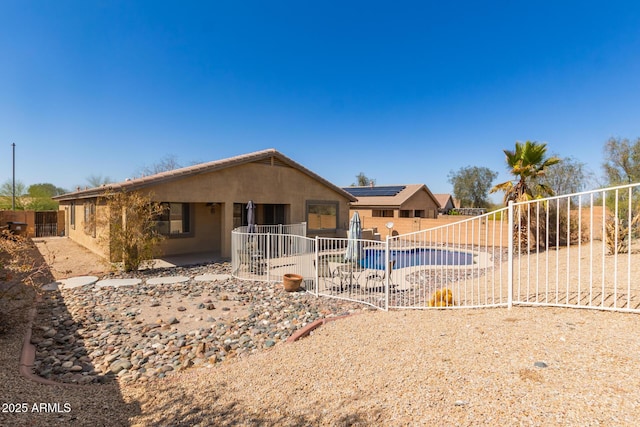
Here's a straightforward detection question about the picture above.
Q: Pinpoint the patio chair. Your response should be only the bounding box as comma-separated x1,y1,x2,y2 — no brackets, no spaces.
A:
365,260,396,291
337,262,367,292
325,261,346,291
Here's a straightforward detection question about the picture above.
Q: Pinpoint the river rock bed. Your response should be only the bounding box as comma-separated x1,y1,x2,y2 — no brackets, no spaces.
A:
30,262,368,384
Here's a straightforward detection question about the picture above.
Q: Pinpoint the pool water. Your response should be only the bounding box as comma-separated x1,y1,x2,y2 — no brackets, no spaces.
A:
360,248,474,269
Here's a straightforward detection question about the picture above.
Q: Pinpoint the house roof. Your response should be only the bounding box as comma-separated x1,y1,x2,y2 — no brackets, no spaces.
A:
342,184,441,209
54,148,357,202
433,193,455,208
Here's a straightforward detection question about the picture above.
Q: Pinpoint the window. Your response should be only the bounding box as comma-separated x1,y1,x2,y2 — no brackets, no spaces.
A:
414,210,425,218
233,203,247,229
83,201,96,237
70,202,76,229
156,203,191,236
399,210,411,218
372,209,394,218
307,201,338,230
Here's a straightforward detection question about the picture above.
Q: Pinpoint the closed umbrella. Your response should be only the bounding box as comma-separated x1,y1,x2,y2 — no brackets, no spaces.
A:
344,211,362,263
247,200,256,233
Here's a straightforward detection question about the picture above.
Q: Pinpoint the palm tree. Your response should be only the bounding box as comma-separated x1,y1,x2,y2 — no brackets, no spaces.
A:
491,141,561,204
491,141,561,252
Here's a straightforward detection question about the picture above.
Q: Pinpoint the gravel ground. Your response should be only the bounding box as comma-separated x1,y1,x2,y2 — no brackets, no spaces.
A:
6,292,640,426
120,307,640,426
0,299,139,427
2,238,640,426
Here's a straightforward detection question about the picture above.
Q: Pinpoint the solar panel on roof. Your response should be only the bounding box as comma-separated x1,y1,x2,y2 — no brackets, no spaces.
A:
343,186,406,197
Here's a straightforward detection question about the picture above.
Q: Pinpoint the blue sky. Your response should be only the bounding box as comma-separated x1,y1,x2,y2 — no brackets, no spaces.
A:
2,1,640,201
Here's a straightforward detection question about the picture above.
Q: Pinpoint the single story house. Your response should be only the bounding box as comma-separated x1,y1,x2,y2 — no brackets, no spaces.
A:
54,149,356,260
342,184,441,220
434,193,456,214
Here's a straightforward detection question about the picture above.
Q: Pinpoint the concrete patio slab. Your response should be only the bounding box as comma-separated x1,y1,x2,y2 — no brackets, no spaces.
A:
59,276,99,289
41,282,61,291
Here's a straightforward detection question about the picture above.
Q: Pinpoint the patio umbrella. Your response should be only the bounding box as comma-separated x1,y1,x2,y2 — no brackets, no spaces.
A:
247,200,256,233
344,211,362,263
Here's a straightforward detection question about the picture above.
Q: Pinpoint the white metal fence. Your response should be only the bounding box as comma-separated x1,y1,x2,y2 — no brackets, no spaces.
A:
232,222,315,286
509,183,640,312
231,183,640,313
315,237,389,310
386,209,509,310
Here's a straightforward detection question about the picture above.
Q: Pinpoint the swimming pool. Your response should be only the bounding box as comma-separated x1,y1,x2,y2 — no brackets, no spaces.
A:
360,247,474,269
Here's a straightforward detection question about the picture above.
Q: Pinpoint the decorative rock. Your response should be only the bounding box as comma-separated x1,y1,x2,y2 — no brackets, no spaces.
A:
43,328,57,338
30,261,366,385
95,278,142,288
110,359,133,374
146,276,190,285
194,273,231,282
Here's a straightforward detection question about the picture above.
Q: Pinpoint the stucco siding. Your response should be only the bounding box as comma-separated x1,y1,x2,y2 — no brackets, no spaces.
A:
158,203,221,256
54,151,353,260
59,201,109,260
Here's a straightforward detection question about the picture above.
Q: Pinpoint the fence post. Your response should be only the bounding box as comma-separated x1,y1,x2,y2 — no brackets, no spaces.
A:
507,201,514,309
266,233,271,283
314,236,319,296
385,235,390,311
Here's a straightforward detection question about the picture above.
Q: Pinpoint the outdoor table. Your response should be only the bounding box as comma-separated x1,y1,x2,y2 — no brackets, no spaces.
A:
336,263,365,291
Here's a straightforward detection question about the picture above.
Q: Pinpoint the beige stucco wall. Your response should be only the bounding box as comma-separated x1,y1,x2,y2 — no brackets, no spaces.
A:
156,202,222,256
59,200,110,260
356,215,511,246
137,162,350,256
60,161,351,259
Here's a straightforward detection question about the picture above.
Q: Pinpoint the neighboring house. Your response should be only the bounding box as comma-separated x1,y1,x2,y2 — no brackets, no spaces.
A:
54,149,356,260
434,193,456,214
342,184,441,220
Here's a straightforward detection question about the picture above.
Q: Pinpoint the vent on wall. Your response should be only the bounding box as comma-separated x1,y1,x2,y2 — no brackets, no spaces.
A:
254,156,290,167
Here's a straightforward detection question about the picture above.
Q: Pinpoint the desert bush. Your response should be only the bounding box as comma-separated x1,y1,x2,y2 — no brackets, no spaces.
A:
530,200,589,249
602,188,640,255
98,190,165,272
0,231,51,332
604,212,640,255
428,288,455,307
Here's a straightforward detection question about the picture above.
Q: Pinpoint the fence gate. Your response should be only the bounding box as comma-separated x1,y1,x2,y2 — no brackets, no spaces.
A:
35,211,58,237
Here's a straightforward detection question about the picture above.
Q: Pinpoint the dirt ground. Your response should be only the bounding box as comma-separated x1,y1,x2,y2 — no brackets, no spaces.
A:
32,237,109,280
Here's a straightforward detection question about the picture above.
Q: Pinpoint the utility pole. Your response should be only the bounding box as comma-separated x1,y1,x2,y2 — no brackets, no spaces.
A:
12,143,16,211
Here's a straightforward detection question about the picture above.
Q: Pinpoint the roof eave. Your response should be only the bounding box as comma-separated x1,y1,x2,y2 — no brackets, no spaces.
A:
53,148,357,203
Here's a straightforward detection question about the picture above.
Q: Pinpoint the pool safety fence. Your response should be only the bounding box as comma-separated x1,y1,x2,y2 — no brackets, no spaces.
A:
232,183,640,313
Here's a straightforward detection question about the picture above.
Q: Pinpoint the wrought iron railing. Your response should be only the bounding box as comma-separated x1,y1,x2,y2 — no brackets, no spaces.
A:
231,184,640,313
